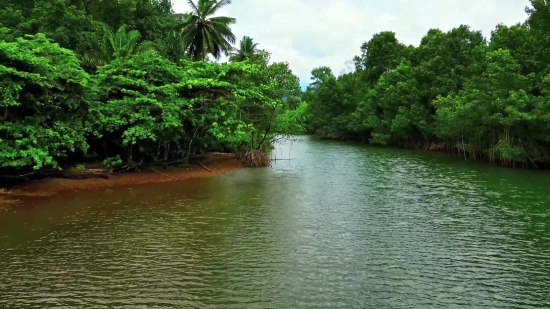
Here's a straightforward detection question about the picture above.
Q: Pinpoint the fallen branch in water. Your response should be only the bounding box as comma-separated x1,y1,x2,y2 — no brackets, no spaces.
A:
194,161,212,172
109,166,128,175
149,166,185,180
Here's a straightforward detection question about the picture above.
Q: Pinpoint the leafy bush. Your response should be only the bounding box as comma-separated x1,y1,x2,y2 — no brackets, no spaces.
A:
0,32,90,169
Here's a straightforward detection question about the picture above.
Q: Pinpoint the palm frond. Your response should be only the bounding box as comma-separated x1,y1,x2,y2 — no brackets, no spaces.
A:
210,19,236,45
209,16,236,26
203,27,218,60
229,36,259,62
187,0,200,16
114,25,128,52
178,0,237,61
206,0,232,16
135,40,158,55
82,49,108,69
84,23,156,65
125,29,142,56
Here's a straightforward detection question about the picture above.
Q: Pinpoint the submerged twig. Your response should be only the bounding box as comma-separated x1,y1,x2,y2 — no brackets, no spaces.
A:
149,166,185,180
194,161,211,172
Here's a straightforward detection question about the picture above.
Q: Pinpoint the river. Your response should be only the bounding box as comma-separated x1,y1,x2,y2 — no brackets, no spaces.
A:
1,136,549,308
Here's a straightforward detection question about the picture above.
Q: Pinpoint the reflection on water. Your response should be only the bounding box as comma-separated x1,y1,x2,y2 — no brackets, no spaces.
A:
1,136,550,308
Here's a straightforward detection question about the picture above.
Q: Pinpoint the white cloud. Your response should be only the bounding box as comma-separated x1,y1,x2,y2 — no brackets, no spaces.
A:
172,0,530,86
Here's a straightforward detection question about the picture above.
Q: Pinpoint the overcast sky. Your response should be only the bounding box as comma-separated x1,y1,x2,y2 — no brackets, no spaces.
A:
172,0,531,88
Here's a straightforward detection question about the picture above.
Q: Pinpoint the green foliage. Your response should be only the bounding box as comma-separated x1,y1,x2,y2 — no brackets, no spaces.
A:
0,0,302,171
355,31,405,85
176,0,236,61
0,33,90,169
306,11,550,167
229,36,260,62
90,54,189,150
84,24,158,68
102,155,123,168
24,0,100,55
273,102,308,135
89,54,272,162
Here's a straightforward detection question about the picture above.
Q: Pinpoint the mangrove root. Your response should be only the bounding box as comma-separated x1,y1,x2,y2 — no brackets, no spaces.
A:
237,150,271,167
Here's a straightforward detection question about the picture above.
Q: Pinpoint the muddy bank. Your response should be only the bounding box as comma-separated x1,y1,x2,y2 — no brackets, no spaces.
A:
1,154,245,200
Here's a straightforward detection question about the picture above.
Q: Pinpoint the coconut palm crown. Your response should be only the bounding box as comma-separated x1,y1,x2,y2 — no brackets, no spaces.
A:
178,0,237,61
229,36,259,62
84,24,156,68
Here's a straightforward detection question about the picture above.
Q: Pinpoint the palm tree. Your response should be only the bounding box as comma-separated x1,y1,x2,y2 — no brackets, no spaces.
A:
229,36,259,62
177,0,236,61
84,24,157,68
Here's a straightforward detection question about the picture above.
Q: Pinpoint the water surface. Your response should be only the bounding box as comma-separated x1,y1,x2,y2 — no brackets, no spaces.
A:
1,136,549,308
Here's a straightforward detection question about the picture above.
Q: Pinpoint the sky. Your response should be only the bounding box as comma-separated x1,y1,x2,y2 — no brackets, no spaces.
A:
172,0,531,89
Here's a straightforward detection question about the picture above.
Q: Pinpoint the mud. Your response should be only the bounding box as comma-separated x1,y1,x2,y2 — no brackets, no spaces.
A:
1,154,245,200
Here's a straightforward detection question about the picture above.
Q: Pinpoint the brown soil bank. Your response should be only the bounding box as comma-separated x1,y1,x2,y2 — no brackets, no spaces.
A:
3,153,245,198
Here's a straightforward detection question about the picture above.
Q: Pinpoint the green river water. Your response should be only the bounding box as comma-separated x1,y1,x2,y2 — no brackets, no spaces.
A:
1,136,549,308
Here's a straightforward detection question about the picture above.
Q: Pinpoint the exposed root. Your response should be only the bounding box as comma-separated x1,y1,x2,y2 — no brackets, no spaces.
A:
237,150,271,167
424,142,448,151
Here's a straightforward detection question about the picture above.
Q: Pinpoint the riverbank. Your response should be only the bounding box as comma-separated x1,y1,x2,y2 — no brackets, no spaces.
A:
0,153,245,206
317,134,549,169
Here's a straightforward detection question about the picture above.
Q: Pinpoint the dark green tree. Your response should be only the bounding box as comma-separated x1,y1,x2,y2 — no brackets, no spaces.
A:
229,36,259,62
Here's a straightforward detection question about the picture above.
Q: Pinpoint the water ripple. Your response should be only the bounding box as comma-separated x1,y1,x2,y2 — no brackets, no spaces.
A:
1,137,550,308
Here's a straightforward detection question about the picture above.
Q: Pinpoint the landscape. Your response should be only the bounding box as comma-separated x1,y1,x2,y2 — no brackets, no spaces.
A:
1,0,549,308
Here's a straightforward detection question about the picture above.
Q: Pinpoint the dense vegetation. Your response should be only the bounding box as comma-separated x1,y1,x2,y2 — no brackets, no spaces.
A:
304,0,550,168
4,0,548,175
0,0,306,173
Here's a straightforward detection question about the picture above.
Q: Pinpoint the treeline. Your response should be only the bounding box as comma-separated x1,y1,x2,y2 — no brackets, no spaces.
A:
0,0,306,172
304,0,550,168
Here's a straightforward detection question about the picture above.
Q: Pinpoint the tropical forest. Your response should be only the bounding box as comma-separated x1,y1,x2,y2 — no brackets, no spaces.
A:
1,0,550,177
0,0,305,178
2,1,550,308
305,0,550,168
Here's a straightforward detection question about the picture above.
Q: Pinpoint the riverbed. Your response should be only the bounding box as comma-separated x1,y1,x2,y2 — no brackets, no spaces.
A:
1,136,549,308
